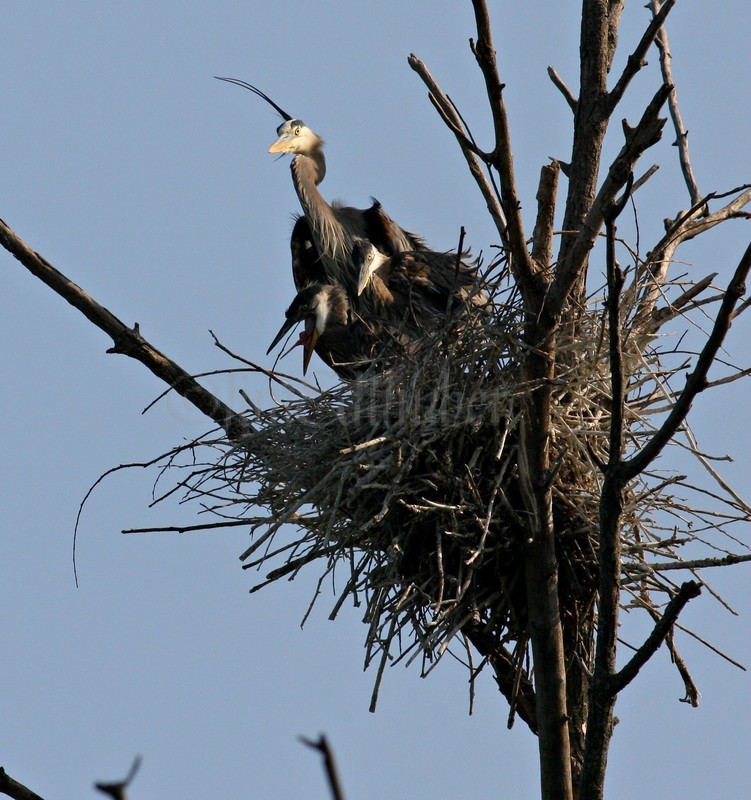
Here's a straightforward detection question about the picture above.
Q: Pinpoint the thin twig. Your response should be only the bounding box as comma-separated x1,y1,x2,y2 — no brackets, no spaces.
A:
647,553,751,572
648,0,703,208
623,243,751,480
407,54,508,245
300,736,347,800
547,66,577,113
606,0,676,114
122,519,255,534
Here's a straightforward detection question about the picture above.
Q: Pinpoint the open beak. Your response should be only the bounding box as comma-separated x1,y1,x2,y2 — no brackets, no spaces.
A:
266,315,298,355
302,316,320,374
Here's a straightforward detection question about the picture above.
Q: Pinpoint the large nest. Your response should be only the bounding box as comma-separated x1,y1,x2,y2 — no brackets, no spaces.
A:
166,258,748,704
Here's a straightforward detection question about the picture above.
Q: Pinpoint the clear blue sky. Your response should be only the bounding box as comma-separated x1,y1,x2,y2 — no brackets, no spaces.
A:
2,3,750,798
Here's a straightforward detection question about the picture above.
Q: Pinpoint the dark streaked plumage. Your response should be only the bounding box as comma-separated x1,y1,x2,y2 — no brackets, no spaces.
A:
289,203,426,293
351,238,487,333
290,215,326,289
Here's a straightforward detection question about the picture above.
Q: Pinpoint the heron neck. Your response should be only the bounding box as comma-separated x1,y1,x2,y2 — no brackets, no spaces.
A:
292,149,326,187
291,153,349,276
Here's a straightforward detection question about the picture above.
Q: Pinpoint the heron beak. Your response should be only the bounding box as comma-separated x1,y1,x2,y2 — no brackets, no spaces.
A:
266,316,298,355
268,134,291,154
357,259,376,296
302,316,320,374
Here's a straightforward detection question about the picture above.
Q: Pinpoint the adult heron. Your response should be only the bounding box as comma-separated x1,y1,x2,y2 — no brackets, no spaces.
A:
215,77,425,298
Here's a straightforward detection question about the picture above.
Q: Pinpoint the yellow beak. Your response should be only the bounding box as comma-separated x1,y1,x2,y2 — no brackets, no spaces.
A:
302,324,320,374
268,134,291,154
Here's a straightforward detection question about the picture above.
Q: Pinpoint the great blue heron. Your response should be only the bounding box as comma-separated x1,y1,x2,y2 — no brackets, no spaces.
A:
215,77,425,298
351,238,487,330
266,282,395,379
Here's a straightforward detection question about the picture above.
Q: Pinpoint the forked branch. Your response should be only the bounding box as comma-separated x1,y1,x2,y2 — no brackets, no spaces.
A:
407,55,508,249
612,581,702,694
606,0,676,114
550,84,672,317
300,737,347,800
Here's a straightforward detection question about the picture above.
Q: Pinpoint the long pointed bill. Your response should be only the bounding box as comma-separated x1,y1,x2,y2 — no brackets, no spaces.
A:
266,316,299,355
302,317,320,374
357,257,377,296
268,135,291,154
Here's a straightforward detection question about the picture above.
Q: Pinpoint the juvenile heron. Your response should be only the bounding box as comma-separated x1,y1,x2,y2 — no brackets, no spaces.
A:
351,237,487,331
266,283,395,380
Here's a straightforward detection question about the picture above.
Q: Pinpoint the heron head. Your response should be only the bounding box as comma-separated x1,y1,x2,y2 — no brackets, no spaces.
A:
352,238,388,296
267,284,337,374
268,119,323,156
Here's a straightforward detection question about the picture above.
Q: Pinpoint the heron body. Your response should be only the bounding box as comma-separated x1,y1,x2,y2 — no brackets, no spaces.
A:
288,201,427,294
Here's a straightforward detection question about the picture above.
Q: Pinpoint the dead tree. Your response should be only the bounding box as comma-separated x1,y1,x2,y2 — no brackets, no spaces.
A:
2,3,750,800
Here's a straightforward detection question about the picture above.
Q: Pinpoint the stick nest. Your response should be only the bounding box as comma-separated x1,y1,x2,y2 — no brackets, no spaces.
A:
173,262,749,704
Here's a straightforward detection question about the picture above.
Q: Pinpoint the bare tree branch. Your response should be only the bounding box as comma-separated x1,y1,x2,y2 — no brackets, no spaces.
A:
407,55,509,247
605,0,676,114
631,163,660,193
518,319,572,799
549,84,671,318
0,218,250,442
123,519,255,534
555,0,625,298
622,243,751,480
95,756,142,800
464,624,538,735
531,162,561,270
632,185,751,332
0,769,45,800
611,581,702,693
646,553,751,572
300,736,347,800
648,0,703,208
577,188,634,800
469,0,540,296
547,66,577,113
605,177,634,471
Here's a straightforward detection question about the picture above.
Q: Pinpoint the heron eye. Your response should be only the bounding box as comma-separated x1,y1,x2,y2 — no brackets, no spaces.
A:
294,126,302,135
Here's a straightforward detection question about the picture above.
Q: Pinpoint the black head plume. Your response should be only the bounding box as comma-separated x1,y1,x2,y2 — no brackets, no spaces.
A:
214,76,293,122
